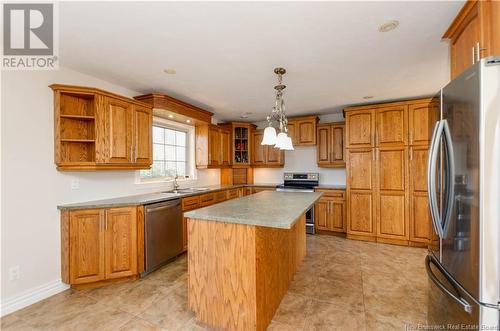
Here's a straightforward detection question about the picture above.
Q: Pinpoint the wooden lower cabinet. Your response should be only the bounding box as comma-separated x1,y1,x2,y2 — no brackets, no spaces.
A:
62,206,142,287
347,191,376,239
409,146,432,245
314,189,346,233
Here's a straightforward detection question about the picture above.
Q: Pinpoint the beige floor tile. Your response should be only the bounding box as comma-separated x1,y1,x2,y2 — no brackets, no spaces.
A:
272,292,311,328
118,317,166,331
304,299,366,331
267,320,304,331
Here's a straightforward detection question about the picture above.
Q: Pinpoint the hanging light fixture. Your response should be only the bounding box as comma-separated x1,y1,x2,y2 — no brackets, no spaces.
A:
261,67,294,150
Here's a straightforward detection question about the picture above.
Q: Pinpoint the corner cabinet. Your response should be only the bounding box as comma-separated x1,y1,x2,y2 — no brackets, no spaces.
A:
344,98,437,246
51,84,152,171
251,130,284,167
443,0,500,79
316,122,345,167
218,122,257,167
61,206,143,287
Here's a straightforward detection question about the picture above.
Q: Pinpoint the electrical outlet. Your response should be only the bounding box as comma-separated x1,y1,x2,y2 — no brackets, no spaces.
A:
71,179,80,190
9,266,20,281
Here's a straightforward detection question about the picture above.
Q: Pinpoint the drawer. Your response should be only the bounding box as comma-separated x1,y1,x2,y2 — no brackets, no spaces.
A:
315,189,345,199
199,193,215,207
244,187,253,196
214,190,227,203
226,189,239,200
182,196,201,211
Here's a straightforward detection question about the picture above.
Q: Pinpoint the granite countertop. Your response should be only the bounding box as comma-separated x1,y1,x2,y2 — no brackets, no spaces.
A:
184,191,323,229
57,184,278,210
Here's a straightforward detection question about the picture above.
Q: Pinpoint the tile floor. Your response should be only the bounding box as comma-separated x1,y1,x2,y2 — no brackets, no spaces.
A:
1,235,429,331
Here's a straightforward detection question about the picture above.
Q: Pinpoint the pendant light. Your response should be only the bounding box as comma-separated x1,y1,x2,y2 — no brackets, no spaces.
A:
261,68,294,151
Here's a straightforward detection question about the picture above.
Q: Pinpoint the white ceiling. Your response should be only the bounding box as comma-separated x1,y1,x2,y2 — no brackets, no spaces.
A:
60,1,464,121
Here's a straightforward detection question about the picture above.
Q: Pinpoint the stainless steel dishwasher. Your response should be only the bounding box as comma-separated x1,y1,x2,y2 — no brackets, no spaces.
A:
143,199,183,275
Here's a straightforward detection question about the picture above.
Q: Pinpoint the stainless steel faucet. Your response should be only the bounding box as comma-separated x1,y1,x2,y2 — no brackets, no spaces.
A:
173,175,180,192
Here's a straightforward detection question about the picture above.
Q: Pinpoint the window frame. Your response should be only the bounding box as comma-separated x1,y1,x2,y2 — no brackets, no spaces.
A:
137,117,195,183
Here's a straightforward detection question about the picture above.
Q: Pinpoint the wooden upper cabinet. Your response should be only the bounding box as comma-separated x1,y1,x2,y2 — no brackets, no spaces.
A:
316,125,331,165
347,148,374,191
104,207,138,279
195,124,231,169
409,102,438,146
375,105,408,146
132,104,152,165
444,0,500,79
51,84,153,171
345,109,374,148
69,209,105,284
286,116,318,146
251,131,266,165
217,122,255,167
316,122,345,167
251,130,284,167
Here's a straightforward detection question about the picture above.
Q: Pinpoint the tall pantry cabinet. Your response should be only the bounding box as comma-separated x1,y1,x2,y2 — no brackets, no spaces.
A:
344,98,437,246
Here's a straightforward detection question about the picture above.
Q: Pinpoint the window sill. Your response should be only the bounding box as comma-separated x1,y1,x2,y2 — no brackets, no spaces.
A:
135,177,197,186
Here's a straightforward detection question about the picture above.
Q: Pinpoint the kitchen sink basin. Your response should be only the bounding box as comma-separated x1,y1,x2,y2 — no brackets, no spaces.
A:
164,187,210,194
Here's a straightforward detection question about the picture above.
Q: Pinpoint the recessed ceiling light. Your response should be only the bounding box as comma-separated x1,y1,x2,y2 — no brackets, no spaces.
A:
168,114,174,118
240,112,253,119
379,20,399,32
163,69,177,75
363,96,374,99
186,119,191,123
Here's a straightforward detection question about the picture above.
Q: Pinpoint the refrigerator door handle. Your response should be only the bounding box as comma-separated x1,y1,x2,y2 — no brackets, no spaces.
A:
441,120,456,238
426,255,473,313
428,120,445,238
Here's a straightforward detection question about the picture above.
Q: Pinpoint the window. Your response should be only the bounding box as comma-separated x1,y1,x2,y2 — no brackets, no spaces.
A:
140,125,188,180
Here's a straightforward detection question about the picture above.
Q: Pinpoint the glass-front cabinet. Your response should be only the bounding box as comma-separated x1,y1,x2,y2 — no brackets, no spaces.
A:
219,122,256,167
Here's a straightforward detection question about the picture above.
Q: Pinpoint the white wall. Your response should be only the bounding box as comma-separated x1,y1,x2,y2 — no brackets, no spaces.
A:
0,67,219,315
253,113,346,185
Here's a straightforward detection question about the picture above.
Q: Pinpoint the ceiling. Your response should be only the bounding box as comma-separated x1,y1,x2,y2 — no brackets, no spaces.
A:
59,1,463,121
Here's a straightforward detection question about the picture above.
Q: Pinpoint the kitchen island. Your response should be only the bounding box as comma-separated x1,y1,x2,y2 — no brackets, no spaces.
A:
184,191,322,331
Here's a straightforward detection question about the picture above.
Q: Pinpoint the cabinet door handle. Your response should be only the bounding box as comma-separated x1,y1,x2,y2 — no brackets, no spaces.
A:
409,131,413,144
372,150,376,161
476,42,481,62
410,147,413,161
472,47,476,65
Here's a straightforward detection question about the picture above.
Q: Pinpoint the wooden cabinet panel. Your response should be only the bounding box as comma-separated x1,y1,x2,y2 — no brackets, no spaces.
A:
297,120,315,145
209,126,221,166
345,110,374,148
214,190,227,203
101,97,133,164
410,146,431,244
251,131,266,165
287,122,297,145
347,149,374,190
316,125,330,165
226,188,239,200
347,191,375,236
104,207,138,279
315,199,329,230
69,209,105,284
133,105,152,165
331,124,345,163
330,200,346,232
409,102,437,146
183,216,188,252
182,196,201,211
220,129,231,166
266,146,283,165
376,147,408,240
200,193,216,207
375,105,408,146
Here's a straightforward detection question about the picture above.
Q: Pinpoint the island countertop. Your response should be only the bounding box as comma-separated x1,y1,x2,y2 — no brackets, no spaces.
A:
184,191,323,229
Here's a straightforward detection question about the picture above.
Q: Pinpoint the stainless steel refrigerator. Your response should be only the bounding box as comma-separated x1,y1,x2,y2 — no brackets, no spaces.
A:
426,56,500,328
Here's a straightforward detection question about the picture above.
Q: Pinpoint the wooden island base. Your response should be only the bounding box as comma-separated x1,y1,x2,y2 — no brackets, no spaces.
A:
187,214,306,331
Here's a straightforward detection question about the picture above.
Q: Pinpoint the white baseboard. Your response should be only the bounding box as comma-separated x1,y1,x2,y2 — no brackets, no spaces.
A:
1,279,69,317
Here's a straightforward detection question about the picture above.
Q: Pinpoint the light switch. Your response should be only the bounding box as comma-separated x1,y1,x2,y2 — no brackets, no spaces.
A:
71,179,80,190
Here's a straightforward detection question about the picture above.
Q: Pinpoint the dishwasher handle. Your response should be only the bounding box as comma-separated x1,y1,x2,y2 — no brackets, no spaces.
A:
145,199,181,213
